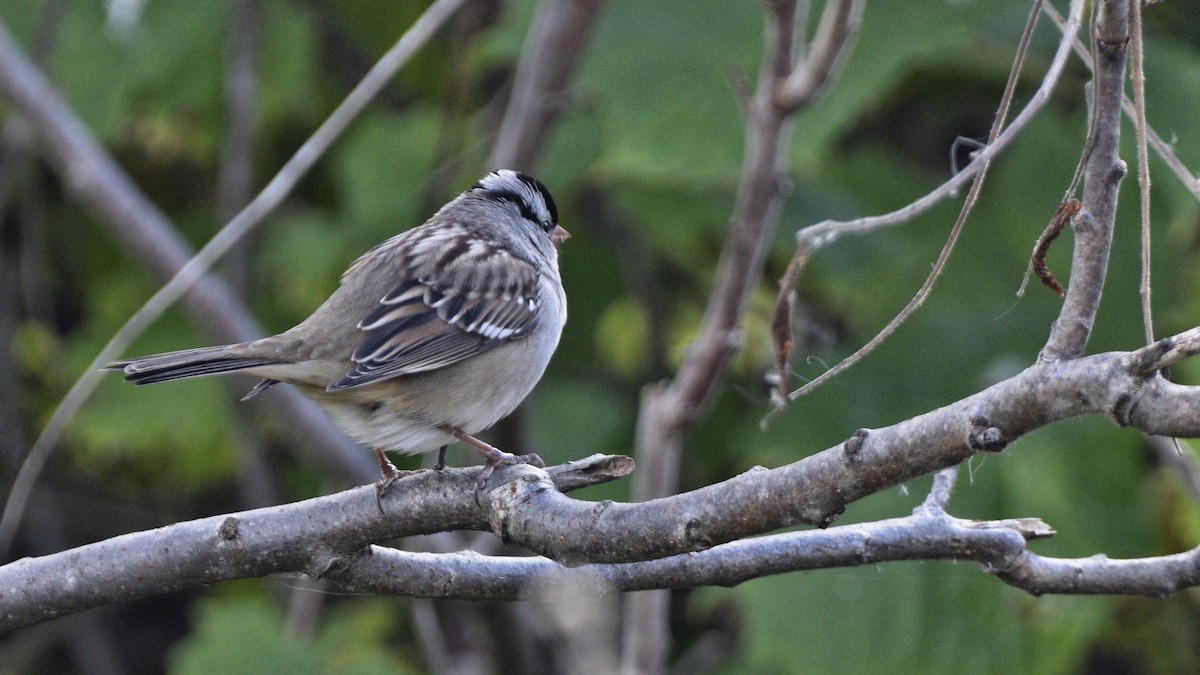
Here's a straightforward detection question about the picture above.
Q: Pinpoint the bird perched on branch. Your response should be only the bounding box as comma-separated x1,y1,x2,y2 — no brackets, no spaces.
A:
107,170,568,506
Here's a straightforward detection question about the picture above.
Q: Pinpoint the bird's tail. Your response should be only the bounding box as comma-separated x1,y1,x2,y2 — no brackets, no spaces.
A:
104,344,280,385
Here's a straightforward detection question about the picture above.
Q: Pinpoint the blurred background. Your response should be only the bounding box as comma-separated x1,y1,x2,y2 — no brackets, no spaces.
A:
1,0,1199,672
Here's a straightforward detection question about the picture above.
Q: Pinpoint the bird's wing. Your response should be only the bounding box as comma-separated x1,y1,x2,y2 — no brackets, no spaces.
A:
327,230,543,391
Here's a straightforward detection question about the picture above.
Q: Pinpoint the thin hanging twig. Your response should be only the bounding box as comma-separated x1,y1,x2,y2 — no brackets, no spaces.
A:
1129,0,1154,346
781,0,1064,402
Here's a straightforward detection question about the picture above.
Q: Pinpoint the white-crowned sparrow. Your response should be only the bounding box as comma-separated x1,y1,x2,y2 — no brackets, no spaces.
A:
107,170,568,502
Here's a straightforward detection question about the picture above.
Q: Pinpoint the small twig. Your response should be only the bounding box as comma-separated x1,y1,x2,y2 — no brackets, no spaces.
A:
775,0,864,112
1129,0,1154,346
764,243,808,422
545,453,636,491
921,466,960,512
768,0,1084,407
1123,326,1200,375
786,0,1062,400
1042,1,1200,203
791,1,1082,253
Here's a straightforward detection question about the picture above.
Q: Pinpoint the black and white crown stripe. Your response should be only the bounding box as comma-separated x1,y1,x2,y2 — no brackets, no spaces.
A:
471,170,559,233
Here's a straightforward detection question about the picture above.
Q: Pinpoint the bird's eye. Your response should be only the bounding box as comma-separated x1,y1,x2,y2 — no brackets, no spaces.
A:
539,219,554,233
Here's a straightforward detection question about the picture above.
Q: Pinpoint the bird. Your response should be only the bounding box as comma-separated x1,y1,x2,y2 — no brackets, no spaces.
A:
106,170,569,507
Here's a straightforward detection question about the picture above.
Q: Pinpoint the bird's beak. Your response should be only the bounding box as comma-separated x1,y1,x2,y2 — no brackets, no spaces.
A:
552,225,571,246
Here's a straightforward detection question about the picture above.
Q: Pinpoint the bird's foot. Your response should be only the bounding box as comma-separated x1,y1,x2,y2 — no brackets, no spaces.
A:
373,448,419,514
435,425,544,502
473,448,545,491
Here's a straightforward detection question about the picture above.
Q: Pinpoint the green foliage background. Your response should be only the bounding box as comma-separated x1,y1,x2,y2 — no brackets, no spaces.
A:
2,0,1199,672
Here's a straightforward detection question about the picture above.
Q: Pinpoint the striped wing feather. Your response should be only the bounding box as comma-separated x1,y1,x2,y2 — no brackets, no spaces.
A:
327,236,542,391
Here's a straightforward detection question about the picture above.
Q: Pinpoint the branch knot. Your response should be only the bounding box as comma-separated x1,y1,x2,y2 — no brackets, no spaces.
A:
967,416,1006,452
843,429,869,462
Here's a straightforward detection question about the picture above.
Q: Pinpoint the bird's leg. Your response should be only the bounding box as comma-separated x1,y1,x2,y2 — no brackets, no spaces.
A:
434,445,448,471
373,448,417,514
436,424,544,495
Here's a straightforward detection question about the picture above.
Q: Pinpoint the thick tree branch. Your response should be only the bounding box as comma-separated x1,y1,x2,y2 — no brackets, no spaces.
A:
498,342,1200,567
0,454,630,633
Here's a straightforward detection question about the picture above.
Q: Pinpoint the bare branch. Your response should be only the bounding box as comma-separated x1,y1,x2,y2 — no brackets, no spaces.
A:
546,453,637,491
789,1,1083,254
1042,2,1200,203
502,338,1200,566
310,507,1200,600
767,0,1084,416
1123,326,1200,374
996,545,1200,596
15,423,1200,635
487,0,607,171
920,466,960,512
1129,0,1154,345
646,0,798,443
632,0,865,502
333,510,1054,600
775,0,864,111
1042,0,1131,360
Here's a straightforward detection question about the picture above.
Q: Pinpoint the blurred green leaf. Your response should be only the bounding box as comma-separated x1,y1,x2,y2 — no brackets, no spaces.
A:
169,593,413,674
595,297,650,378
332,108,441,245
257,210,348,324
577,0,759,179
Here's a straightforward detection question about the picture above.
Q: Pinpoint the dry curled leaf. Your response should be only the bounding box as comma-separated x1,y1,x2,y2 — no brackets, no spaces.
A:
1031,199,1080,298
